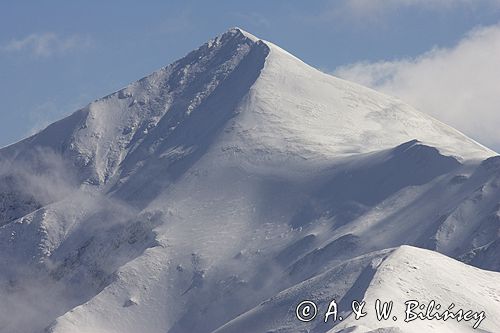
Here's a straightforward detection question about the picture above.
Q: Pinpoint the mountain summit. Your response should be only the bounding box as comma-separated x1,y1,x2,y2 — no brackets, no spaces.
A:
0,28,499,333
1,28,493,190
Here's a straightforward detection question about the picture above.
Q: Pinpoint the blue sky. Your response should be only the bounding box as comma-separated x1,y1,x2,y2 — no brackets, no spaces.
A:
1,0,499,150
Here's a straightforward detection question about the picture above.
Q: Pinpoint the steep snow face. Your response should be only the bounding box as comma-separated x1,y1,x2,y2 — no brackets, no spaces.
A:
0,28,270,222
209,37,495,166
0,28,499,333
0,28,269,188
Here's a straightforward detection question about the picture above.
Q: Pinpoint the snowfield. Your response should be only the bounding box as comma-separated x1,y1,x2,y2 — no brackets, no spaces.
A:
0,28,498,333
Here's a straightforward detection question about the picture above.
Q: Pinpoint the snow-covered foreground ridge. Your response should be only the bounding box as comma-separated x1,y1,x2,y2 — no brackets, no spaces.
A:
0,28,498,333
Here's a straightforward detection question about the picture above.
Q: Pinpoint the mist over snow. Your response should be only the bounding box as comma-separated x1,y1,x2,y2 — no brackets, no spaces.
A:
0,28,499,333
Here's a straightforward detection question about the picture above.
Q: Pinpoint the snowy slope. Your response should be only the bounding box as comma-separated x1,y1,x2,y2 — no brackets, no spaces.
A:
211,35,495,162
212,246,500,333
330,246,500,333
0,28,498,333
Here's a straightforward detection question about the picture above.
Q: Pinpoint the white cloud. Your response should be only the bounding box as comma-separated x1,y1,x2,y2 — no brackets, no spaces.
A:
335,24,500,152
2,32,93,57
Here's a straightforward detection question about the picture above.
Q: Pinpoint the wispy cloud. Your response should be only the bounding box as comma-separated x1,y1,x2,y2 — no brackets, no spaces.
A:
310,0,500,24
1,32,93,57
334,23,500,152
346,0,496,11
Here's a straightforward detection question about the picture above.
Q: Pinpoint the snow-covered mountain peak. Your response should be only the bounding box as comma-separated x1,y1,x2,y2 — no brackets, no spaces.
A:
2,28,494,187
1,28,499,333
